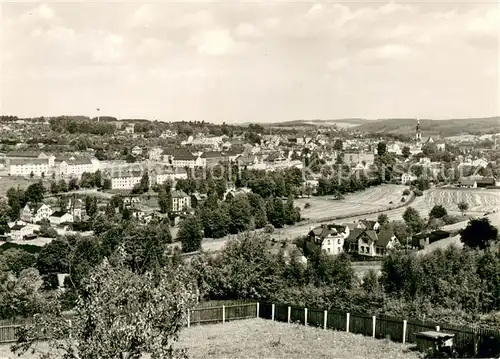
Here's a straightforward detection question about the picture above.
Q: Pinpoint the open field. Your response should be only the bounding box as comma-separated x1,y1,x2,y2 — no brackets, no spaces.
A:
295,184,409,222
0,177,49,197
0,319,421,359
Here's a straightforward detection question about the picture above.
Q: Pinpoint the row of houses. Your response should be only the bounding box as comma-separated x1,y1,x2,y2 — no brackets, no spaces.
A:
307,220,398,258
6,151,99,178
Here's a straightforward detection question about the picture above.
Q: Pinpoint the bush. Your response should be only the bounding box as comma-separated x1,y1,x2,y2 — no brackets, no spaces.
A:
400,197,406,203
304,202,311,209
414,189,423,196
402,189,410,196
264,224,275,234
443,215,462,225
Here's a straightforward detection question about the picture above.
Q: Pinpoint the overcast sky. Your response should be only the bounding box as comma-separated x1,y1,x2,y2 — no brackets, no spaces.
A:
0,1,498,123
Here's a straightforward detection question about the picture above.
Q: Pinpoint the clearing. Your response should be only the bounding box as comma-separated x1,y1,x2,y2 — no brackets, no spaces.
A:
0,319,421,359
295,184,409,222
0,177,49,197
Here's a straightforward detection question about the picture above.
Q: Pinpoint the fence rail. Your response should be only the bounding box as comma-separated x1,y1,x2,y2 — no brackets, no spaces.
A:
1,300,500,357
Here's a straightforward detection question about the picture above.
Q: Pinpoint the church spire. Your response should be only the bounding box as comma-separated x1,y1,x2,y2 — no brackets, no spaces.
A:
415,119,422,142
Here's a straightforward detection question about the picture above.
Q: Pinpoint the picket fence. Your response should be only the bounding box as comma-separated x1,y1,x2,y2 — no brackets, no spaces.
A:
1,300,500,357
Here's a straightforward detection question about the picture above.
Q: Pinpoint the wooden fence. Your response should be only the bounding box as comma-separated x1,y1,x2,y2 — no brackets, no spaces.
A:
2,300,500,357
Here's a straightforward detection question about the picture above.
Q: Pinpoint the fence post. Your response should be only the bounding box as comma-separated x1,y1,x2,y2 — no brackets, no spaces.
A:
304,308,308,326
346,313,350,333
271,304,275,321
372,316,376,338
435,325,440,332
324,310,327,330
256,302,260,318
287,306,291,324
402,320,407,344
187,310,191,328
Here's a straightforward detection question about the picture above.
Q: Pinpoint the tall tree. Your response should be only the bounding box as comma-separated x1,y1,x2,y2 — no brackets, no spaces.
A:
458,201,469,216
402,206,424,234
461,217,498,250
25,182,45,204
377,142,387,156
429,205,447,219
177,215,203,253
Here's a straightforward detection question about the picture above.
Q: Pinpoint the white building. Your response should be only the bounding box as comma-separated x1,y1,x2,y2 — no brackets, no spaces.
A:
172,152,198,168
9,222,34,240
401,173,417,185
155,169,188,185
131,146,143,156
9,158,50,177
111,174,143,190
49,211,74,225
60,159,95,178
171,190,191,212
20,203,53,223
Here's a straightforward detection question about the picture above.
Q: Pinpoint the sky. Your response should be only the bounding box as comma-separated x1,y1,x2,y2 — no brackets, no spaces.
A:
0,1,499,123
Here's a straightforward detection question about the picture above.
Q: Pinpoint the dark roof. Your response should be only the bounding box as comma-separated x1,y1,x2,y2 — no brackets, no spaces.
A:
10,224,25,230
10,158,49,165
360,220,378,230
171,190,189,198
7,151,44,158
345,228,364,244
376,229,395,247
201,151,225,158
50,211,67,218
173,151,196,160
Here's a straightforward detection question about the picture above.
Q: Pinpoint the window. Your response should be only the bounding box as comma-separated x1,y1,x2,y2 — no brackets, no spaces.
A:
337,238,341,244
327,248,331,253
360,246,364,253
327,240,331,245
366,247,370,254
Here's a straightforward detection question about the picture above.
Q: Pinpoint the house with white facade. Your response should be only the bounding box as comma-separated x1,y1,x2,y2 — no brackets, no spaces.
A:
59,159,95,178
131,146,143,156
171,190,191,212
20,203,53,223
9,158,50,177
49,211,74,226
111,173,144,190
172,152,198,168
401,173,417,185
9,222,34,240
307,224,350,256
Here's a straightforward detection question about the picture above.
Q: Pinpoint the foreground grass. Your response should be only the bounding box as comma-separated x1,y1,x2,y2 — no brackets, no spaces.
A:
0,319,422,359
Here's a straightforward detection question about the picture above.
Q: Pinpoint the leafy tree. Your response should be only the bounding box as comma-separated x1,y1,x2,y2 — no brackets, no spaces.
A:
178,215,203,253
158,183,172,214
458,201,469,216
377,142,387,156
333,139,343,151
402,146,411,158
284,194,300,225
227,194,252,234
267,197,286,228
37,238,71,275
12,252,197,359
102,178,111,190
68,177,79,191
0,268,49,320
29,171,34,178
25,181,45,204
85,196,98,218
0,249,37,275
50,181,59,194
58,179,68,193
429,205,447,219
247,193,267,229
402,207,424,234
461,217,498,250
199,203,230,239
6,187,23,220
92,214,113,236
377,213,389,226
105,203,116,219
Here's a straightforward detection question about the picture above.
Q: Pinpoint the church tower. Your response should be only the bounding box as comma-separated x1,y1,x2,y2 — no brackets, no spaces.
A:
415,119,422,142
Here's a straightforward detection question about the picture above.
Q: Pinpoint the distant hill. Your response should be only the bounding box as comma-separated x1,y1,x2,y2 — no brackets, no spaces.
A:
356,117,500,137
247,117,500,137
